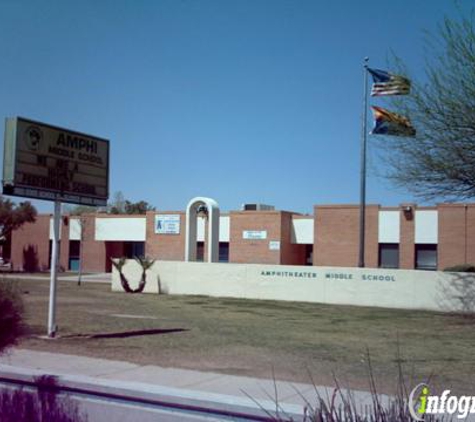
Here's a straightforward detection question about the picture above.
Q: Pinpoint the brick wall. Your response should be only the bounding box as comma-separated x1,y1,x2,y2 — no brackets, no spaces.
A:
438,204,475,269
104,241,125,272
229,211,282,264
7,203,475,272
280,212,307,265
11,214,50,271
314,205,379,268
80,215,107,272
399,204,416,269
145,211,186,261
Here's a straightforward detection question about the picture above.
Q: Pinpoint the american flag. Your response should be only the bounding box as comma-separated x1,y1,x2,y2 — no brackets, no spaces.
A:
368,68,410,96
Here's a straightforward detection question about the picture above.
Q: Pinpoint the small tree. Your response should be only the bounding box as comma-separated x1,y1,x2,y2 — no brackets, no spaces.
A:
124,200,156,214
108,191,155,215
108,191,126,214
377,13,475,201
0,196,37,240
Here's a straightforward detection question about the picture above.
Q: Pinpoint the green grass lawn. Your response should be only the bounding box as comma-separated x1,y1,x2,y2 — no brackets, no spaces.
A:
9,278,475,394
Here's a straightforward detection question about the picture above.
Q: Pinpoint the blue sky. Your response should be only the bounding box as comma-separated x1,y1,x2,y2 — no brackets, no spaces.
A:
0,0,470,214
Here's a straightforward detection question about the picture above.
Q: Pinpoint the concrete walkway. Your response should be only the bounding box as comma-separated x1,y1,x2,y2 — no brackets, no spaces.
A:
1,272,111,283
0,349,381,421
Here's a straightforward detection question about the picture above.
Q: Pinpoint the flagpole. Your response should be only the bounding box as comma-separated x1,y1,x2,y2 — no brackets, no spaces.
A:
358,57,369,268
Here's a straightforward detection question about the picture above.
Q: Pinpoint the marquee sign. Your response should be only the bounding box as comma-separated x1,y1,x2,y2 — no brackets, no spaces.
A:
2,117,109,206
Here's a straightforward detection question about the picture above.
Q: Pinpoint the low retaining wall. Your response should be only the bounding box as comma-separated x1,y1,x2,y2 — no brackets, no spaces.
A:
111,260,475,312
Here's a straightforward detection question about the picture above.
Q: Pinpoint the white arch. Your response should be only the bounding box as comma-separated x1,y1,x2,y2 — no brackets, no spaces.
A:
185,197,220,263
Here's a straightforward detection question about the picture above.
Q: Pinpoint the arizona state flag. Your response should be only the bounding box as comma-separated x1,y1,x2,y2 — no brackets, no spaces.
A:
368,68,410,96
371,106,415,137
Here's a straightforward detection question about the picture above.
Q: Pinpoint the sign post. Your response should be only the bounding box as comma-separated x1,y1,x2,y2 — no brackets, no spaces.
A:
48,200,61,337
2,117,110,337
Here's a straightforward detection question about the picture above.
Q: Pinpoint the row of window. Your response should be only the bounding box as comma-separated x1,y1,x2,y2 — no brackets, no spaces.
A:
379,243,437,270
63,241,437,271
196,242,229,262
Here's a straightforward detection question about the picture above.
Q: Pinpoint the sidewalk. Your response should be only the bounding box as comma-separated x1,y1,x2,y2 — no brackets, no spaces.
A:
1,272,111,283
0,349,380,421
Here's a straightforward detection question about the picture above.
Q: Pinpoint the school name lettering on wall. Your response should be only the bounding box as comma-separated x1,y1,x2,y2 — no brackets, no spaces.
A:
261,270,318,278
260,269,397,282
325,273,396,281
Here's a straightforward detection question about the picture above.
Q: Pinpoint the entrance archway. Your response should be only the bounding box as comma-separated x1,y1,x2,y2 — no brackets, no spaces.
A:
185,197,220,262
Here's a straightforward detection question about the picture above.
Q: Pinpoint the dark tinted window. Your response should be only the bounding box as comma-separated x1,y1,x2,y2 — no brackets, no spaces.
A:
125,242,145,258
196,242,204,262
379,243,399,269
416,244,437,270
219,242,229,262
69,240,81,258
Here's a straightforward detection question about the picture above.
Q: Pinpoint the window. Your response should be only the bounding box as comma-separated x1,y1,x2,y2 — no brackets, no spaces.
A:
196,242,204,262
305,245,313,266
379,243,399,269
124,242,145,259
219,242,229,262
69,240,81,271
416,244,437,270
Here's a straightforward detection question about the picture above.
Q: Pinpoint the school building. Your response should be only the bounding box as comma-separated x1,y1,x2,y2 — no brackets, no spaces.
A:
4,202,475,273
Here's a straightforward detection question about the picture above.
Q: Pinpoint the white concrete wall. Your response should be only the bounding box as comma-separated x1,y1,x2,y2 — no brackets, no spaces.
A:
378,211,400,243
415,210,438,244
49,217,88,241
95,218,146,241
291,218,314,244
49,218,61,240
196,216,230,242
219,216,230,242
69,219,82,241
112,260,474,312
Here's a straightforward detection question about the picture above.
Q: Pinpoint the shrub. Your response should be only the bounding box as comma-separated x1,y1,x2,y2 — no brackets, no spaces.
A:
443,264,475,273
0,279,25,353
0,376,87,422
0,287,87,421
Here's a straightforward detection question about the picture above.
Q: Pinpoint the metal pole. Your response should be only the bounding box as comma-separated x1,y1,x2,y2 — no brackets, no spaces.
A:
358,57,369,268
48,200,61,337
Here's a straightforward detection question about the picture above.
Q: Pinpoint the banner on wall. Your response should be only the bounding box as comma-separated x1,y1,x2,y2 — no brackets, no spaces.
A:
155,214,180,234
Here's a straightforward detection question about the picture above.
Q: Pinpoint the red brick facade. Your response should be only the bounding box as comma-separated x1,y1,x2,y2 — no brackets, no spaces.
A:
229,211,282,264
399,204,416,269
438,204,475,269
145,211,186,261
5,203,475,272
313,205,379,268
228,210,307,266
11,214,50,272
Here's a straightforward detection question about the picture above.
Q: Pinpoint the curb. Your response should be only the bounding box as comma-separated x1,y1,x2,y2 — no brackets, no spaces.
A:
0,365,305,421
